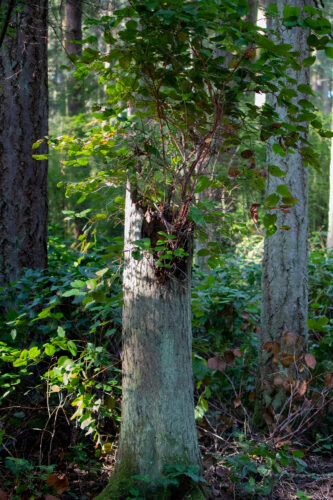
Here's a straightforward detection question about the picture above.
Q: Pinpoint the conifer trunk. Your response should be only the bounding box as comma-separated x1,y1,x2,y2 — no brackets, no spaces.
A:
258,0,309,415
327,111,333,252
0,0,48,285
65,0,83,116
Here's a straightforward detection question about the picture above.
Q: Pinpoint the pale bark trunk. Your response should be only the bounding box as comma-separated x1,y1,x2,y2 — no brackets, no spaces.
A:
328,111,333,252
0,0,48,285
258,0,309,412
97,185,201,497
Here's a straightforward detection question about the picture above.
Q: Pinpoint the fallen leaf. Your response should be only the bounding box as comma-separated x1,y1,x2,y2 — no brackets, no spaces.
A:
324,372,333,387
207,357,226,372
280,352,295,368
228,167,240,177
217,359,226,372
233,348,242,358
273,375,285,387
283,331,297,346
46,474,69,494
298,380,307,397
241,149,254,158
0,490,9,500
263,341,280,355
207,357,218,370
233,396,241,408
224,350,235,364
304,353,316,370
45,496,60,500
248,390,256,402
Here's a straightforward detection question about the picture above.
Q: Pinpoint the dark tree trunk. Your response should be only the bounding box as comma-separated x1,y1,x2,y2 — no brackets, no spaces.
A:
65,0,83,116
0,0,48,285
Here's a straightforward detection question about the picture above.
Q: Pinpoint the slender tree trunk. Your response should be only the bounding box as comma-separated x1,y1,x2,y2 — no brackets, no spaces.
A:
0,0,48,285
96,185,202,498
246,0,258,24
257,0,309,417
65,0,83,116
327,111,333,252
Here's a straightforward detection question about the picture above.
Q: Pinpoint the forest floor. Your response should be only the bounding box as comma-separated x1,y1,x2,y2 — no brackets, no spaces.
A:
44,446,333,500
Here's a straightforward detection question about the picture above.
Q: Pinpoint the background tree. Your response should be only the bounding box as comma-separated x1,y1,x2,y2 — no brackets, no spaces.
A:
328,110,333,251
0,0,48,285
258,0,311,418
65,0,84,116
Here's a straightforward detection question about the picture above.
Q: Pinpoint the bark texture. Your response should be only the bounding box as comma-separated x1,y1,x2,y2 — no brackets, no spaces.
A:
327,111,333,252
97,185,201,498
0,0,48,285
259,0,309,411
65,0,83,116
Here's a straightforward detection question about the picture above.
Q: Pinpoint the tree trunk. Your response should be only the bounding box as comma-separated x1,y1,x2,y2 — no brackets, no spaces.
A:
257,0,309,417
0,0,48,285
96,185,201,498
246,0,258,25
65,0,83,116
327,110,333,252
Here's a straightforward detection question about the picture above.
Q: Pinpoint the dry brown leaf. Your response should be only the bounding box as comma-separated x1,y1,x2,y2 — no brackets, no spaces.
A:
273,375,285,387
304,353,316,370
263,410,274,425
45,496,60,500
228,167,240,177
233,348,242,358
217,359,226,372
263,341,280,355
248,390,256,402
207,357,218,370
283,331,297,346
298,380,307,397
324,372,333,387
233,396,241,408
241,149,254,158
0,490,8,500
46,474,69,494
241,311,250,321
224,350,235,364
280,352,295,368
207,357,226,372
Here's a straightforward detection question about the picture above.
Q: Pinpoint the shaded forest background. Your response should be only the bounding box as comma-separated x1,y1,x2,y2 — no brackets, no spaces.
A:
0,0,332,499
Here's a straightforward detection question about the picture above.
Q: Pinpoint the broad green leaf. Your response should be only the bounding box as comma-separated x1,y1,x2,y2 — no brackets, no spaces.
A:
268,165,285,177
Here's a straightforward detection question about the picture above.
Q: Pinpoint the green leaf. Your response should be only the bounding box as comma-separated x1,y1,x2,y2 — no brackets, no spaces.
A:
196,248,210,257
195,176,211,194
268,165,285,177
32,154,48,160
62,289,86,297
325,47,333,59
44,344,56,356
67,341,78,357
272,144,286,157
302,55,316,67
70,280,86,288
276,185,292,197
57,326,66,338
297,84,313,95
264,193,280,209
132,238,151,250
263,213,277,236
